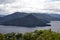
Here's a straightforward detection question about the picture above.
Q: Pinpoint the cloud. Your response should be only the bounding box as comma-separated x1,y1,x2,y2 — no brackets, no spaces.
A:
0,0,15,4
46,1,60,13
48,0,60,2
0,0,48,15
0,0,60,15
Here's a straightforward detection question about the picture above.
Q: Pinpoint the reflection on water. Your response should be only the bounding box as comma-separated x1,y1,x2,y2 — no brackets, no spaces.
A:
0,21,60,33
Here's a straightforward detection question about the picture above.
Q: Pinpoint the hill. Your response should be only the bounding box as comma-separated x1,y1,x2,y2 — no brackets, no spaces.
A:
1,12,60,27
1,12,28,22
1,14,50,27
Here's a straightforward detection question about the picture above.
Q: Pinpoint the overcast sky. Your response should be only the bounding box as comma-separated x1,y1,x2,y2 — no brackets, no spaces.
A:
0,0,60,15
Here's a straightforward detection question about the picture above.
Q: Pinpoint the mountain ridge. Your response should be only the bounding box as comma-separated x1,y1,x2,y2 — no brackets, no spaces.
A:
0,12,60,27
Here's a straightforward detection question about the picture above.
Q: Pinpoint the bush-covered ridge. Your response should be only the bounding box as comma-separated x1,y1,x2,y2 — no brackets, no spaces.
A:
0,29,60,40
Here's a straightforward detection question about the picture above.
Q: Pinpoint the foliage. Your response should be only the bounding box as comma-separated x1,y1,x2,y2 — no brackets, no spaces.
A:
0,29,60,40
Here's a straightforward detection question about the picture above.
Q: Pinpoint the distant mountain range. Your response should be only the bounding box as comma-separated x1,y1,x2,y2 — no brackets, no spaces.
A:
32,13,60,21
49,14,60,19
0,15,6,22
0,15,5,17
0,12,60,27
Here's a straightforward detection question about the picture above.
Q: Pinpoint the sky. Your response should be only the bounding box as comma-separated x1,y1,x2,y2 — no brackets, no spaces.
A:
0,0,60,15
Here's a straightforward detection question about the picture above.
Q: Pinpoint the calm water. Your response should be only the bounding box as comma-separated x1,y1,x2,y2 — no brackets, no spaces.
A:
0,21,60,33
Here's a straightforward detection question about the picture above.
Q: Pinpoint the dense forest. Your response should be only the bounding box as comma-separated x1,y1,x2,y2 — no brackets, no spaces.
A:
0,29,60,40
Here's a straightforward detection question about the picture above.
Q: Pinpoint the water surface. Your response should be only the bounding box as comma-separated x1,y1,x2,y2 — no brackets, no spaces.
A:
0,21,60,33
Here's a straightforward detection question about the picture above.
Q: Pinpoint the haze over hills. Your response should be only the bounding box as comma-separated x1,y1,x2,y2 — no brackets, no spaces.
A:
32,13,60,21
0,15,6,22
0,12,60,27
0,15,6,17
49,14,60,19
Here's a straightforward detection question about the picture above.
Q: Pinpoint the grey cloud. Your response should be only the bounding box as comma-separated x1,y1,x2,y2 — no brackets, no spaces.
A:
44,9,60,12
49,9,60,12
0,11,8,15
0,9,8,15
0,0,15,4
48,0,60,2
52,0,60,1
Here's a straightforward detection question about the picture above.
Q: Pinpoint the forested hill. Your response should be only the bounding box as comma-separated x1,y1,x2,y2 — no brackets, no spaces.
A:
0,12,60,27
